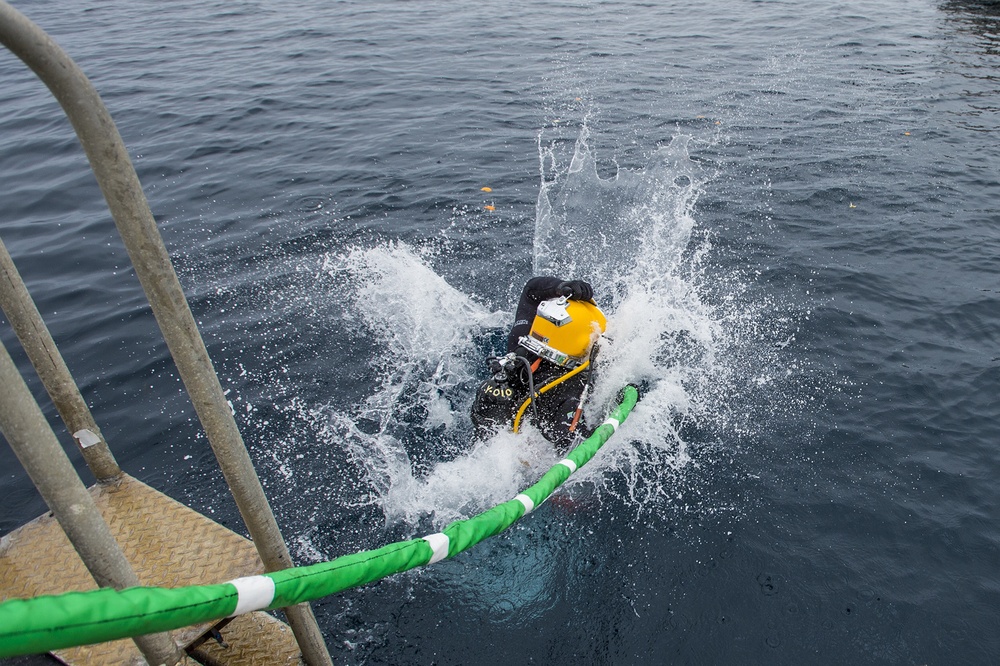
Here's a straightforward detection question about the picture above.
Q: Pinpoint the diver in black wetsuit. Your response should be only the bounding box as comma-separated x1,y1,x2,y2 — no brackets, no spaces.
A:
471,276,606,451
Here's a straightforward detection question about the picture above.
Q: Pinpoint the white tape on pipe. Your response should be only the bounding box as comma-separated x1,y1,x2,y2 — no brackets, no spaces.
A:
228,575,276,617
422,532,450,564
73,429,101,448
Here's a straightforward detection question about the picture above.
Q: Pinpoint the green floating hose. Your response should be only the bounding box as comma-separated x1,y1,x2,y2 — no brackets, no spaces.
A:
0,386,639,657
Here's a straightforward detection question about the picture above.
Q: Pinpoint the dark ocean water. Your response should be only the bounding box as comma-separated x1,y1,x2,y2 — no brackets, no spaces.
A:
2,0,1000,663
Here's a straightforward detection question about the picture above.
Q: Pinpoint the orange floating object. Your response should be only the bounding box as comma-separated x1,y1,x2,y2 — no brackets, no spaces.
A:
481,186,492,192
484,205,495,211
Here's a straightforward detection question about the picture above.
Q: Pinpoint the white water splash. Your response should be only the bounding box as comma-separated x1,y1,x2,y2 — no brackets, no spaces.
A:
318,243,547,528
279,124,755,536
532,125,738,505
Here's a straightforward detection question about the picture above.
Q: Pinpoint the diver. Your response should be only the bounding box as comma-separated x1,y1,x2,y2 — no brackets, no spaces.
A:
471,276,607,451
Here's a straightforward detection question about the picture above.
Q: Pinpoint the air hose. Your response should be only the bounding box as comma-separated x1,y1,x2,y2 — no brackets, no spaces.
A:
0,386,640,658
514,355,539,423
512,359,590,433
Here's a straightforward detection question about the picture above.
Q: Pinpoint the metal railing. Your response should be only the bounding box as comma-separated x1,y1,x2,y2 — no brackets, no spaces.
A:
0,2,332,664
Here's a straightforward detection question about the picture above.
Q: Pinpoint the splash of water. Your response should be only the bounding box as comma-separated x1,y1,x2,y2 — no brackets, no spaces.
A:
304,240,600,533
240,121,764,558
322,242,498,426
532,125,740,506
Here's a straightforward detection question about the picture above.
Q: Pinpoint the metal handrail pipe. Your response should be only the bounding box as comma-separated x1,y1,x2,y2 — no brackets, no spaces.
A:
0,3,332,663
0,237,122,483
0,337,184,665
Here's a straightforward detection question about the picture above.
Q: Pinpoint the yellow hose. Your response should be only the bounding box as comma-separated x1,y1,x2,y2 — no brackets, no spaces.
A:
512,360,590,433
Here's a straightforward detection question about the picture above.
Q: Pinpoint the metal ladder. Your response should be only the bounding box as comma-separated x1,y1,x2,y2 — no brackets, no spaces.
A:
0,3,332,664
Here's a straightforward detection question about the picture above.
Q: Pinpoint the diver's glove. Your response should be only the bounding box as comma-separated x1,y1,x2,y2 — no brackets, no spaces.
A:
557,280,594,301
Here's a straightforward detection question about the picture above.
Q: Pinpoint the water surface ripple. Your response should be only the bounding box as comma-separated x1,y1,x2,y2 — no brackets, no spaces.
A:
1,0,999,663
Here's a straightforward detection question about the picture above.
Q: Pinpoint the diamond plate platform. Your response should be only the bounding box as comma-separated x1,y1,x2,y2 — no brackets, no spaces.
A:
187,613,303,666
0,474,304,665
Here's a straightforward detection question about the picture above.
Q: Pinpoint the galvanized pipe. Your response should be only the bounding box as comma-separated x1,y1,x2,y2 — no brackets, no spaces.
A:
0,3,332,664
0,237,122,483
0,337,184,665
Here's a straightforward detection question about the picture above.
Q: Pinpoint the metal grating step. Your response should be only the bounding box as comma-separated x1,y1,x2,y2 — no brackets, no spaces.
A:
0,474,302,665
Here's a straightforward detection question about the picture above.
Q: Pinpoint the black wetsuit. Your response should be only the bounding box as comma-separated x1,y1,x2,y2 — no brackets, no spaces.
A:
472,277,594,451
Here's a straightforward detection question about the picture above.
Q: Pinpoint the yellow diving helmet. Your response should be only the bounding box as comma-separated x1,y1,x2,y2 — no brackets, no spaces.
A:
519,296,606,367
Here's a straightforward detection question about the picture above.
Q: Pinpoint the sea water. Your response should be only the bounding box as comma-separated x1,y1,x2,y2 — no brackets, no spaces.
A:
1,0,999,663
